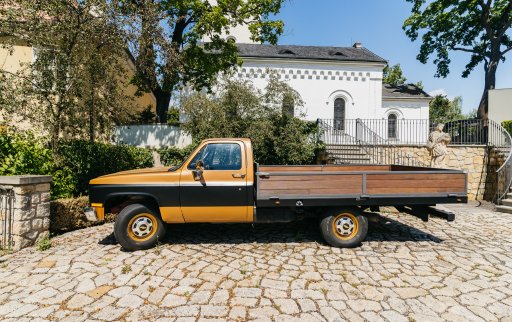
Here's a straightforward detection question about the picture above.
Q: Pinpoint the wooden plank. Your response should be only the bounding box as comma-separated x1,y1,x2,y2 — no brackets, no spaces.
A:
366,179,466,189
260,179,363,190
367,173,465,181
259,165,390,173
259,187,362,197
366,187,465,194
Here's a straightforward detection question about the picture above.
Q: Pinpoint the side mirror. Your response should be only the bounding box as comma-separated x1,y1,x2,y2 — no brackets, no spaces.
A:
193,160,204,181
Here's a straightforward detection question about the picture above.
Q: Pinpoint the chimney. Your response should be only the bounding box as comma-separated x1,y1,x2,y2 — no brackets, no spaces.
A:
353,42,362,48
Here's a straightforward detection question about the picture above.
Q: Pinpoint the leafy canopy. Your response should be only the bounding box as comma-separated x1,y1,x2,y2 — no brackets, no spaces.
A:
403,0,512,79
429,95,466,124
114,0,285,120
0,0,137,145
383,64,407,86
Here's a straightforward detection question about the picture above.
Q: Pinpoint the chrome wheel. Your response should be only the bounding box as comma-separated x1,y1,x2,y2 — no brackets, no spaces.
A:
335,216,355,237
130,215,154,239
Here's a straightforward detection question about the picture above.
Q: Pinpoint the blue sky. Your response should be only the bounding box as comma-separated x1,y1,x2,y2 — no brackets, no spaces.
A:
274,0,512,113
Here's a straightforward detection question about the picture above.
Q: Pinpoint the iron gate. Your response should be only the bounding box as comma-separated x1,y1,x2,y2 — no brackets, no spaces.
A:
0,187,15,250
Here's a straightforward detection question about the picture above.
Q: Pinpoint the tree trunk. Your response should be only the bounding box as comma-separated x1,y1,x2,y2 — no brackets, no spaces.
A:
477,58,499,120
89,102,94,142
154,89,171,123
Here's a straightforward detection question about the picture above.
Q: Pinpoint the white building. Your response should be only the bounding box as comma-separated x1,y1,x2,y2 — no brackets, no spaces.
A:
203,26,433,143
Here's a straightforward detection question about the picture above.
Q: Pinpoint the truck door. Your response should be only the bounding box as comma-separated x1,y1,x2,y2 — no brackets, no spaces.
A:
179,141,249,222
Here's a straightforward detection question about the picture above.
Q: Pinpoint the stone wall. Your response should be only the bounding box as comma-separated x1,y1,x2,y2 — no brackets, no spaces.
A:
388,145,504,201
0,175,52,251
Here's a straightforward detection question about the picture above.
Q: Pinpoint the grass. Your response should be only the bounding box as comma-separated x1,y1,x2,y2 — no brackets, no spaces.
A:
37,236,52,251
121,264,132,274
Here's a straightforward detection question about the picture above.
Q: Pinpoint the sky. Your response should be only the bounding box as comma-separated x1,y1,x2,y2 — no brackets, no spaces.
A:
273,0,512,113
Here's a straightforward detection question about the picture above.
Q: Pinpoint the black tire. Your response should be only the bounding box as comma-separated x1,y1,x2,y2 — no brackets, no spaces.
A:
320,207,368,248
114,203,166,251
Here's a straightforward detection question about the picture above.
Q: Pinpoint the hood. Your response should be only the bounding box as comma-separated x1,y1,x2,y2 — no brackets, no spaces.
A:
99,167,171,177
89,166,180,185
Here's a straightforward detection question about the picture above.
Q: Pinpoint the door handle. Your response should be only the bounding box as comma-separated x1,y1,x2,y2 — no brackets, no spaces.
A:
232,173,246,179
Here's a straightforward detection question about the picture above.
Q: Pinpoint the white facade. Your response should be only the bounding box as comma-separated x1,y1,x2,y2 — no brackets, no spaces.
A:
236,59,386,121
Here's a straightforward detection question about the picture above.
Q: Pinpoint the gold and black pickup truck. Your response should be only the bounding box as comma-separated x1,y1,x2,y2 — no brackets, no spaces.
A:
87,138,467,251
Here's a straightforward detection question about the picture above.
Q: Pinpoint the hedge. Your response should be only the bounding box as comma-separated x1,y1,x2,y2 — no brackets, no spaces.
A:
55,140,153,197
158,143,197,167
50,196,115,233
0,130,153,199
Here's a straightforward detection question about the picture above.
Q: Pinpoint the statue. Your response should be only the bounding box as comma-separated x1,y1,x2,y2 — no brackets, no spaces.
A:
427,123,451,167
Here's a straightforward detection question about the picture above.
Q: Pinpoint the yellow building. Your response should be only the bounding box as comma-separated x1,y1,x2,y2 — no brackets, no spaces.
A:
0,41,156,134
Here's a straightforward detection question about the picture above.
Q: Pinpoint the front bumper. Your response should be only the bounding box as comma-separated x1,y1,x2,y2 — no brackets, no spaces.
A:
84,204,105,222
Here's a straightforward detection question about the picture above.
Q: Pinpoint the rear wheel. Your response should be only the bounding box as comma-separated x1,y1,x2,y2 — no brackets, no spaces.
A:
114,204,166,251
320,208,368,248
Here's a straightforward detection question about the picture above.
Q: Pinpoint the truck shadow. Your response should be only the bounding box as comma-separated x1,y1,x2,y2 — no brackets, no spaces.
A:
155,216,442,246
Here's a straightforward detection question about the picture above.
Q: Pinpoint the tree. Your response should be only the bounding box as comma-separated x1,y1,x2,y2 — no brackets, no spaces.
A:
403,0,512,120
181,73,320,165
113,0,285,122
429,95,465,124
383,64,407,86
0,0,135,146
383,63,424,89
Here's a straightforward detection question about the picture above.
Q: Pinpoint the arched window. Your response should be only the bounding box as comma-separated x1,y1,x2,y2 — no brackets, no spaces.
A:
334,98,345,130
388,113,398,139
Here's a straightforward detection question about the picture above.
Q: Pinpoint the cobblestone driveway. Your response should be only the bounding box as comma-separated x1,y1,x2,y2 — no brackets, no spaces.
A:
0,203,511,322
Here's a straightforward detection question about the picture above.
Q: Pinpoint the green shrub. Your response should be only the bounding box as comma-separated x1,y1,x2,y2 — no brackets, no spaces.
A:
0,131,53,176
158,143,197,166
0,129,153,198
54,140,153,196
502,120,512,136
167,108,180,126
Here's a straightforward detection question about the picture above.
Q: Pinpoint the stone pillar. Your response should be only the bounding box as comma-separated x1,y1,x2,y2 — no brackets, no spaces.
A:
0,175,52,251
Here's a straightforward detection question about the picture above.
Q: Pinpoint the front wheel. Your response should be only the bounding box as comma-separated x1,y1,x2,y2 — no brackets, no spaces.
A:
114,204,166,251
320,208,368,248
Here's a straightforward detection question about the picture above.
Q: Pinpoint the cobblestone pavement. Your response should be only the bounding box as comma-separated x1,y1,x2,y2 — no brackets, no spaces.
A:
1,203,512,322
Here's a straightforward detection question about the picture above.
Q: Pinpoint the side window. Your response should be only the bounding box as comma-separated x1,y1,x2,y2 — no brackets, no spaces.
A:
188,143,242,170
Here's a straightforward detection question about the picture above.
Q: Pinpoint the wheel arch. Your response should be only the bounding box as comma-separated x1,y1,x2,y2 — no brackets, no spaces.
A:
104,193,161,216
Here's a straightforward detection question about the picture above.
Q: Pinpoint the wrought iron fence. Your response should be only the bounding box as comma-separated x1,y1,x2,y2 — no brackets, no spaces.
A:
0,187,15,250
318,118,508,146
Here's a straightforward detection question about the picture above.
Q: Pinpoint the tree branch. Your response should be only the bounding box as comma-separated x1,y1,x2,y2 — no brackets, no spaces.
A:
453,47,478,53
502,46,512,56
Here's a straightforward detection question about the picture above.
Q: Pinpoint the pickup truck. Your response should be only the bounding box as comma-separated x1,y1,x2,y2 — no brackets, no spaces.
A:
87,138,467,251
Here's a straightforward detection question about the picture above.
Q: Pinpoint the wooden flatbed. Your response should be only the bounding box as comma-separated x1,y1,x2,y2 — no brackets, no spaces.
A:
256,164,467,208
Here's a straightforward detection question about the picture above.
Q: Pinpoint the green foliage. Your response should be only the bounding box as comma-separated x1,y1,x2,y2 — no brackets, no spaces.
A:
383,64,407,86
158,144,198,167
0,129,153,199
429,95,465,124
167,108,180,126
54,140,153,196
36,236,52,251
137,106,157,124
181,74,320,165
502,120,512,136
0,0,137,145
0,131,53,176
113,0,286,120
403,0,512,118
